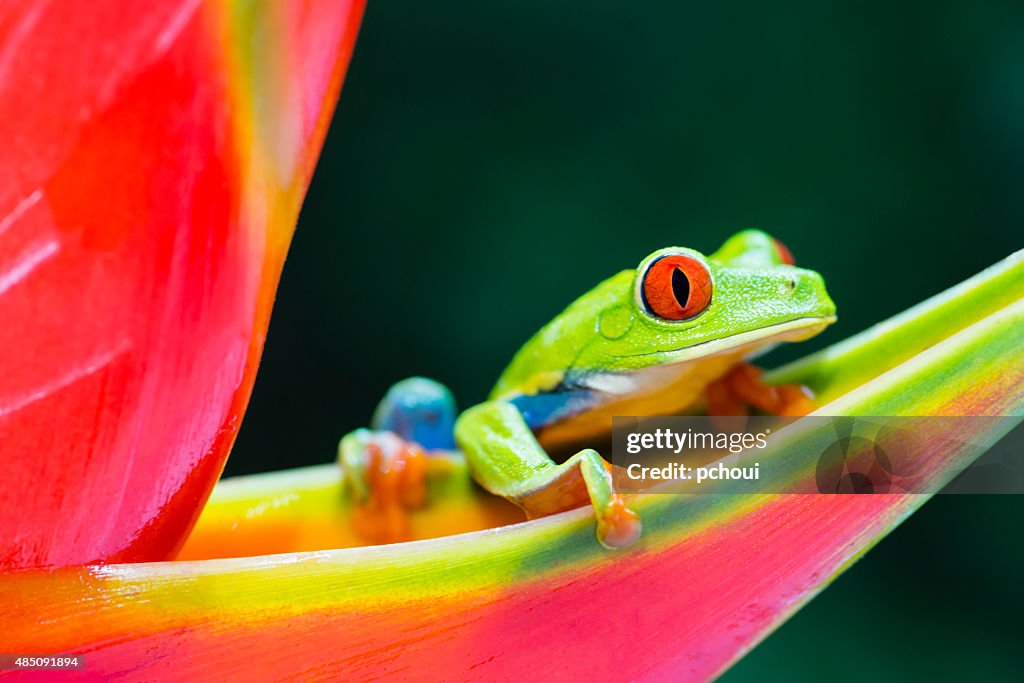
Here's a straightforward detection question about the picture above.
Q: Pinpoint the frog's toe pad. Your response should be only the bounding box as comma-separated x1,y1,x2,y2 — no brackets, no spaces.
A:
596,495,642,549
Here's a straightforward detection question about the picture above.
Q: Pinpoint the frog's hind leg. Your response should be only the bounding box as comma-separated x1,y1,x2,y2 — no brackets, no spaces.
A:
339,377,459,543
706,363,816,416
455,401,641,549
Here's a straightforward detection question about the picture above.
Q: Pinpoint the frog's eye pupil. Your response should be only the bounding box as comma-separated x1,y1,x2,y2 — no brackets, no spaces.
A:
671,268,690,307
641,254,713,321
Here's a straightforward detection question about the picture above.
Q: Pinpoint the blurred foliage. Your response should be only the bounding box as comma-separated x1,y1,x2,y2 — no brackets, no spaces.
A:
229,1,1023,679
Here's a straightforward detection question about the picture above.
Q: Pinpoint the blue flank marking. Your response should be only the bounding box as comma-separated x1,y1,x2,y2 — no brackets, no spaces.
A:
510,388,597,431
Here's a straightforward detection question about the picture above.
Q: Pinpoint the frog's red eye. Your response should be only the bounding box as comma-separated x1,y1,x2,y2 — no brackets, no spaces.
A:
773,238,796,266
641,255,712,321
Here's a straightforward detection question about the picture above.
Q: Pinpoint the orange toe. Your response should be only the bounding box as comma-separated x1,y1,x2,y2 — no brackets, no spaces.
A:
352,438,428,544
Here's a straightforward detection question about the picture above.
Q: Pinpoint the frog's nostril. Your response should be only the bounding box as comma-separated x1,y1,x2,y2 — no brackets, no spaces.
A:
785,278,797,292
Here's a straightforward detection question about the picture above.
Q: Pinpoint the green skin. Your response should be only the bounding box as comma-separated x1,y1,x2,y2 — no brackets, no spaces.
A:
345,230,836,548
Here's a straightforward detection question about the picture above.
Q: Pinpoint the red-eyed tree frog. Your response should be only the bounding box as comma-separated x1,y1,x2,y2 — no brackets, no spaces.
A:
339,230,836,548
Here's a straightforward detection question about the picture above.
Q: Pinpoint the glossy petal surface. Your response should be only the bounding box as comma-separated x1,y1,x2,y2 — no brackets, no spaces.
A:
0,0,365,569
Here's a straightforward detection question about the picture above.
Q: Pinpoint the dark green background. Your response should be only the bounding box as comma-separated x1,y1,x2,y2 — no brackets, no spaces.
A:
228,1,1023,679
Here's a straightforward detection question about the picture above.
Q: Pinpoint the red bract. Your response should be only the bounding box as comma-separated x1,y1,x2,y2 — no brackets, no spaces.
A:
0,1,364,569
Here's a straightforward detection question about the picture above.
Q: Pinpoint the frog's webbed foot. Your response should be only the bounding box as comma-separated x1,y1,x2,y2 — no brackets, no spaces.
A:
338,377,459,544
339,430,428,544
706,362,816,416
455,401,641,549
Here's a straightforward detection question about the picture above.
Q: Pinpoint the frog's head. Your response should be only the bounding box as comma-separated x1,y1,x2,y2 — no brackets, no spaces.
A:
491,230,836,400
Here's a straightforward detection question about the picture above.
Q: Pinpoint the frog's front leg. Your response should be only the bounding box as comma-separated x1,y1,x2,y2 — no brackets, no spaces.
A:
455,401,641,549
339,429,428,543
338,377,459,543
706,362,816,416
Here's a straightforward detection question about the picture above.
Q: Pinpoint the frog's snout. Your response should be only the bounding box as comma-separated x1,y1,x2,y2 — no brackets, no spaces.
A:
784,268,837,321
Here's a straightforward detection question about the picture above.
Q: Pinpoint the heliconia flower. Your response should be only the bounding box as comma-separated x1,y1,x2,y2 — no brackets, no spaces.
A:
2,250,1021,680
1,3,1022,681
0,0,365,569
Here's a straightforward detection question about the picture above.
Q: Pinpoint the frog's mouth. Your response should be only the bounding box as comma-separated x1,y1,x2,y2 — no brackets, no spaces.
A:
621,315,837,365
